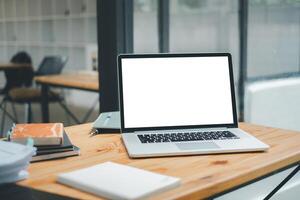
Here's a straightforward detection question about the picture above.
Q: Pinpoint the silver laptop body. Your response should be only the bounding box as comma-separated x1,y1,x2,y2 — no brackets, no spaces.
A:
118,53,269,158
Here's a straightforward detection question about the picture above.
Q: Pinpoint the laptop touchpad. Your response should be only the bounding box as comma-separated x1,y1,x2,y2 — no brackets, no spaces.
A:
176,142,219,150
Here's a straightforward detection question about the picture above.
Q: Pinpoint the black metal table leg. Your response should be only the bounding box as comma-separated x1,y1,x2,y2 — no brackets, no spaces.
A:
264,164,300,200
41,84,49,122
81,98,98,123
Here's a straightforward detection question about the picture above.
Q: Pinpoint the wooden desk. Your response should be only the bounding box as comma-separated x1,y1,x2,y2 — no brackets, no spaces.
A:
35,71,99,123
0,63,32,70
18,123,300,200
35,71,99,91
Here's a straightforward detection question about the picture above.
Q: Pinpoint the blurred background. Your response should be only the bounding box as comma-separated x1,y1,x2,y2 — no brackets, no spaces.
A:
0,0,99,131
0,0,300,132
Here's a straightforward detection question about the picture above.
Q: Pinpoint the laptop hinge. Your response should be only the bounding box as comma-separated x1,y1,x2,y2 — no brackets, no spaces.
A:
134,127,229,134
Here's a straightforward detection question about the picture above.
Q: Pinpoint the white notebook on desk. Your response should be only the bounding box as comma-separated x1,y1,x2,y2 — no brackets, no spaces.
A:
57,162,180,200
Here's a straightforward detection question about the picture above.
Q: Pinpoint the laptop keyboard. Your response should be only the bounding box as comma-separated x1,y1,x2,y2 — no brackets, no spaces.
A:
137,131,239,143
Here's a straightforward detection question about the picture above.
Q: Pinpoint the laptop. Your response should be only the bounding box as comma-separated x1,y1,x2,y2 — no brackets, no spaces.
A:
117,53,269,158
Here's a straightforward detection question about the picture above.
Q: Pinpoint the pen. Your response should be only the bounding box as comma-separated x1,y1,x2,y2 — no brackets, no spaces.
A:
89,128,99,137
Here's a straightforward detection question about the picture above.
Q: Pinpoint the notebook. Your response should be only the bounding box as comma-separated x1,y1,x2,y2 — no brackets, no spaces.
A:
57,162,180,200
31,146,79,162
35,132,74,154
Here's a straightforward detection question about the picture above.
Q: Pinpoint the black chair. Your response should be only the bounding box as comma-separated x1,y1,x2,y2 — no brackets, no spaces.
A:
1,52,33,94
1,56,78,130
0,52,33,134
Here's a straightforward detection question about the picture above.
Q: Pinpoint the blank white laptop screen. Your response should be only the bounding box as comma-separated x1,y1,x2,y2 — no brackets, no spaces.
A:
121,56,234,129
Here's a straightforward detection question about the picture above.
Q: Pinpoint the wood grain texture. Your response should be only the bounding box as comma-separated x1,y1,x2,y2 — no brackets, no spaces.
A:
18,123,300,200
35,71,99,91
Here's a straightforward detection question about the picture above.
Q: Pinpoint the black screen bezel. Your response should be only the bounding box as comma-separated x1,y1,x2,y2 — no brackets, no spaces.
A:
117,53,238,133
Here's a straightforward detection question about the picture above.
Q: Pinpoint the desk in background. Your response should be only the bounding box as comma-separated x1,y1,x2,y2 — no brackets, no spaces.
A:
0,63,32,70
35,71,99,123
18,123,300,200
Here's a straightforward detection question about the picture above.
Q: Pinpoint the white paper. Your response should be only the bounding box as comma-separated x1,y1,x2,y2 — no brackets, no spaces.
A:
0,141,34,184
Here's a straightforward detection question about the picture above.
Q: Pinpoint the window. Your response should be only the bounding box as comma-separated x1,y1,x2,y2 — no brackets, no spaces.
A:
134,0,158,53
247,0,300,77
0,0,98,126
169,0,240,83
98,0,300,123
0,0,97,72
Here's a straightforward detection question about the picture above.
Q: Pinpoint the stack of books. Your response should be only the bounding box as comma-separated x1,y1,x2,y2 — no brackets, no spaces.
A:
0,140,35,184
9,123,80,162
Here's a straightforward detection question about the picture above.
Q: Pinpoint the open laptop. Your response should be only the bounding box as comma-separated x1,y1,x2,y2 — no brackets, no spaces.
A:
118,53,269,158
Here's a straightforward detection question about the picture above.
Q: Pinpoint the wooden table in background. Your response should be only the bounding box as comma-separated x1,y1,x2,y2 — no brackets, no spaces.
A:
0,63,32,70
18,123,300,200
35,71,99,123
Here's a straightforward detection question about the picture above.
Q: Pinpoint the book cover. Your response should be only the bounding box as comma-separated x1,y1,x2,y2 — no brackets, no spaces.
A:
10,123,64,146
31,146,80,162
57,162,180,200
36,132,73,155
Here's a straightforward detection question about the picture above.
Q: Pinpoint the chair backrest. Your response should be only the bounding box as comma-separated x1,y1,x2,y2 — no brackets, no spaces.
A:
245,77,300,131
11,51,32,64
36,56,68,76
3,51,34,93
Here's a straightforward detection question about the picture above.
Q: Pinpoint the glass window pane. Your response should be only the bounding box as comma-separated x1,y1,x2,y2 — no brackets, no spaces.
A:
134,0,158,53
247,1,300,77
169,0,239,82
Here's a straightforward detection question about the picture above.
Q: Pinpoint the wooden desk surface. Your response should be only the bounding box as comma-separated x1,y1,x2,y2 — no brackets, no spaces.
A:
0,63,32,70
19,123,300,200
35,71,99,92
